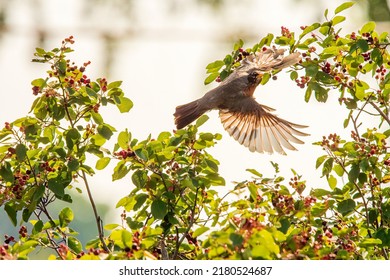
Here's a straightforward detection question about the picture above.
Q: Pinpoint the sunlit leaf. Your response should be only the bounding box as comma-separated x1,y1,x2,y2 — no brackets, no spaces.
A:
334,2,354,14
151,199,168,220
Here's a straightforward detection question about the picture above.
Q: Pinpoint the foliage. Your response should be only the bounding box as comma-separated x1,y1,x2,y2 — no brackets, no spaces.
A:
1,2,389,260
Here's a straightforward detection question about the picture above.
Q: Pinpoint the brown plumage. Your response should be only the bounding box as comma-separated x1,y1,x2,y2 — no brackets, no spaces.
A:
174,47,308,155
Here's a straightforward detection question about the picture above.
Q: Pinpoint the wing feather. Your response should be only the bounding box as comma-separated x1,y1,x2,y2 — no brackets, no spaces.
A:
219,98,309,155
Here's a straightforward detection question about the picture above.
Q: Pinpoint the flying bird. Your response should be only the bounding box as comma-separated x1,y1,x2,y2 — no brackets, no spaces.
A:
173,47,308,155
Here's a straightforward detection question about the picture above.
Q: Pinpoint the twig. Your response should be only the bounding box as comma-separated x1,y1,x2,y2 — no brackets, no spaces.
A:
172,187,199,260
369,101,390,127
80,170,110,252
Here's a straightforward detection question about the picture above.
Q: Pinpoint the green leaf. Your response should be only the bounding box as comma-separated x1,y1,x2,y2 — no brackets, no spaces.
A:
206,60,224,70
299,23,321,39
16,143,27,162
333,164,344,176
359,238,382,247
104,224,121,230
290,71,298,82
233,39,244,51
65,128,80,149
205,158,219,172
356,39,369,52
311,203,328,216
22,209,33,223
31,78,46,87
369,209,378,224
246,168,263,178
47,178,65,197
97,124,115,140
59,207,74,227
361,21,376,34
304,83,312,102
331,15,345,25
121,230,133,248
195,115,209,127
112,161,130,181
193,226,209,238
117,130,131,149
18,240,39,256
135,149,148,161
91,111,103,124
134,193,148,211
151,199,168,220
230,232,244,246
96,157,111,170
371,48,383,65
0,162,14,183
337,199,356,215
204,72,219,85
260,73,270,85
114,96,133,113
327,175,337,189
32,220,44,234
313,83,329,102
311,188,331,198
5,203,17,226
131,170,147,188
85,86,98,99
348,164,360,182
334,2,354,14
322,158,334,177
68,236,82,253
107,80,123,90
344,98,357,109
58,59,67,76
315,155,327,169
67,158,80,171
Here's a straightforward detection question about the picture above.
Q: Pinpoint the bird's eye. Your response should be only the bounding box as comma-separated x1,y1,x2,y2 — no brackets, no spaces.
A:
248,72,259,84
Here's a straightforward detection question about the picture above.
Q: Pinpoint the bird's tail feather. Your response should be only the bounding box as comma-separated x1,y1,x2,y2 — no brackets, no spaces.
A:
174,100,206,129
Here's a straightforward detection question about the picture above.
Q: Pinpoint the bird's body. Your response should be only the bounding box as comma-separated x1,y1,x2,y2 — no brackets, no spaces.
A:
174,47,308,155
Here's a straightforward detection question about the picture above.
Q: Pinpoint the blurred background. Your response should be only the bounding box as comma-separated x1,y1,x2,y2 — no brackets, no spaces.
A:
0,0,388,257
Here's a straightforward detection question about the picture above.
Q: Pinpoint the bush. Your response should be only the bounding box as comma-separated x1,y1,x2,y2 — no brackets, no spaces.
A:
0,2,389,260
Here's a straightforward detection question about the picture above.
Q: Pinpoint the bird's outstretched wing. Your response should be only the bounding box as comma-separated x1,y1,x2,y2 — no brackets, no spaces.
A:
242,47,301,72
219,98,309,155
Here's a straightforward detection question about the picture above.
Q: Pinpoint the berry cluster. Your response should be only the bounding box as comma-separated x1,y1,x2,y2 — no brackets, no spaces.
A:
303,195,316,207
289,176,306,195
281,26,292,39
291,230,311,250
350,130,387,158
232,215,264,241
0,243,13,259
374,65,387,81
4,122,11,130
99,78,108,92
11,170,31,200
114,149,135,160
19,226,27,238
40,161,56,173
295,76,310,88
271,193,295,215
62,35,75,45
321,133,341,151
236,47,250,63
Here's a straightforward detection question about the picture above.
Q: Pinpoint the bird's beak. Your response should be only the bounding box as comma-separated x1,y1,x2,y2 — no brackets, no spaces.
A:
257,73,263,82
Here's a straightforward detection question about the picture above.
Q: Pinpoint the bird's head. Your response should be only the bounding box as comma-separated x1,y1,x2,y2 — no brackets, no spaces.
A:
247,70,262,86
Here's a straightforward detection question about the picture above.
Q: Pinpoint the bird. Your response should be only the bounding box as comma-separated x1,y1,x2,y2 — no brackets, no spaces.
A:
173,47,309,155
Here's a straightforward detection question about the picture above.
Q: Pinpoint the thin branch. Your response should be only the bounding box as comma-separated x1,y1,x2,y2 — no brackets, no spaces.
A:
80,170,110,252
369,101,390,127
172,187,199,260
